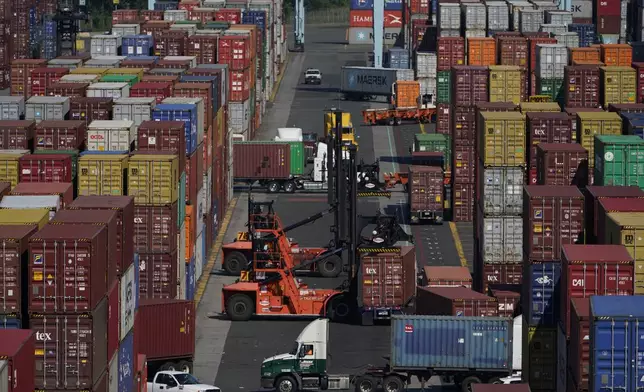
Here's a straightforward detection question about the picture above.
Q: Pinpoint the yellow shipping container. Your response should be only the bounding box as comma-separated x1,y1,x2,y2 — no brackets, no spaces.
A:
577,111,622,168
600,66,636,107
104,68,145,80
127,154,180,205
75,32,91,53
519,102,561,113
478,111,526,166
488,65,523,104
605,212,644,293
70,67,108,76
78,154,129,196
522,318,557,391
0,209,49,229
0,151,28,188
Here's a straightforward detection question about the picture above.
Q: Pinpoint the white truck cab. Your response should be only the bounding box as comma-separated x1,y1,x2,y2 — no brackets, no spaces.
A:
147,371,220,392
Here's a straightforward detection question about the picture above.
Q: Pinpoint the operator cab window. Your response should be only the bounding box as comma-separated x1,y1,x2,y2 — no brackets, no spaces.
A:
342,127,353,134
300,344,314,357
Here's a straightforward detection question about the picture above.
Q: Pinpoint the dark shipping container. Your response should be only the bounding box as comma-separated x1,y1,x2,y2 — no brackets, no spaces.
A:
451,66,489,107
422,265,472,288
488,285,521,317
137,120,187,173
536,143,589,186
134,298,195,360
583,185,644,243
564,65,601,108
133,203,178,253
452,182,474,222
0,120,35,150
69,97,113,125
0,225,38,315
46,82,88,98
34,120,86,150
10,182,73,207
233,143,291,179
357,247,416,310
437,37,465,71
415,286,499,317
408,165,443,222
596,197,644,243
0,329,35,392
568,296,590,391
139,251,178,299
18,154,73,183
526,112,573,184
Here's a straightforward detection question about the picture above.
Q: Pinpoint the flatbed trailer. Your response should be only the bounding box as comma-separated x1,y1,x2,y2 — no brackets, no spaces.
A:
362,107,436,126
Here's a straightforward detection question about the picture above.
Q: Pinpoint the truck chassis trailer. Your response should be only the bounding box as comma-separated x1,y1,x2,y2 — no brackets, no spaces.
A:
362,107,436,126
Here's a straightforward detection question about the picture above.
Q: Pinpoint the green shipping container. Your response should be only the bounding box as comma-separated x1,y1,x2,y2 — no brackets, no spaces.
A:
413,133,451,171
100,74,139,86
537,78,564,104
436,71,451,104
595,134,644,188
33,149,80,179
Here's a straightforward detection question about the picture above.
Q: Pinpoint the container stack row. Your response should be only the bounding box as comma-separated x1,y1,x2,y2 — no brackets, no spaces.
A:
347,0,404,45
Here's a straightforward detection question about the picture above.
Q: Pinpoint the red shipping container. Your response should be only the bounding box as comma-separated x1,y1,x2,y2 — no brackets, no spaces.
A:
18,154,72,183
596,198,644,243
409,0,429,14
156,59,192,70
452,182,474,222
134,354,148,392
523,185,585,261
134,299,195,360
478,263,523,292
0,329,35,392
46,82,88,98
452,145,476,183
536,143,589,187
452,105,476,145
178,0,199,11
451,66,489,106
50,209,120,281
140,10,163,20
437,37,465,71
526,112,573,184
121,59,157,69
186,142,204,207
568,297,590,391
583,185,644,243
0,120,34,150
30,67,69,97
421,265,472,288
156,31,188,57
34,120,87,150
10,182,73,208
0,225,38,314
130,82,173,104
28,224,108,312
596,14,621,35
139,251,178,299
173,82,213,129
564,65,601,108
186,35,218,65
436,103,451,135
67,196,135,274
141,21,172,41
215,8,241,23
498,36,529,67
560,244,633,336
608,103,644,113
596,0,620,16
29,299,109,390
10,59,46,98
69,97,113,126
633,63,644,104
416,286,499,317
107,281,119,361
217,35,252,71
488,285,521,317
112,9,139,24
190,8,215,23
528,37,558,71
133,203,178,253
137,120,186,172
229,67,252,102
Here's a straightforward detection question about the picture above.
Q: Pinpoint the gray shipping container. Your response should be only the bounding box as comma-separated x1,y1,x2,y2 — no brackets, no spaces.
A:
438,4,461,30
85,59,122,69
519,9,544,32
554,32,580,48
570,0,592,20
478,167,524,216
511,2,534,30
477,213,523,264
90,35,122,57
228,100,251,135
341,66,398,96
486,2,510,31
545,10,573,24
536,44,568,79
0,97,25,120
390,315,514,370
47,59,83,70
25,97,70,123
112,24,140,36
540,23,567,35
463,3,487,30
0,361,6,392
415,52,437,79
113,97,156,126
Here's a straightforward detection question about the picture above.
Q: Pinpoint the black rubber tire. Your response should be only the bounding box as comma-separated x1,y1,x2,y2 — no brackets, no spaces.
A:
223,251,247,275
394,117,402,126
284,181,296,193
354,376,377,392
383,375,404,392
327,295,352,323
461,376,482,392
226,294,254,321
267,181,281,193
489,377,502,385
177,361,192,373
388,117,395,126
275,375,298,392
318,255,342,278
159,362,173,371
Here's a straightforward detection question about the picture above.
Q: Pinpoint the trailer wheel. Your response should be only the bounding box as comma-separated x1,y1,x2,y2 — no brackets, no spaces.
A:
177,361,192,373
224,251,247,275
226,294,254,321
275,375,298,392
461,376,482,392
354,376,377,392
284,181,296,193
327,294,351,323
383,375,404,392
394,117,402,126
388,117,395,126
267,181,281,193
318,255,342,278
489,378,502,384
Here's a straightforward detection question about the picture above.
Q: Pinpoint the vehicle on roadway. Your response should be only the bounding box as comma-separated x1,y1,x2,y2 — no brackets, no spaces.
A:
304,68,322,84
147,371,220,392
362,80,436,125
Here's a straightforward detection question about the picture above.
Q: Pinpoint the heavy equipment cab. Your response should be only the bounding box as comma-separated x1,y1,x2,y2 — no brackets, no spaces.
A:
323,110,358,151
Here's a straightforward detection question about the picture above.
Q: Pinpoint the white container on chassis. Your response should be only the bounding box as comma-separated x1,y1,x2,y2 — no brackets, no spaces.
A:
87,120,136,152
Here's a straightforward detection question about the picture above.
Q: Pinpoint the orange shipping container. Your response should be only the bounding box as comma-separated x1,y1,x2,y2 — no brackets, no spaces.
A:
185,204,194,262
468,38,496,66
570,47,601,64
600,44,633,66
395,81,420,108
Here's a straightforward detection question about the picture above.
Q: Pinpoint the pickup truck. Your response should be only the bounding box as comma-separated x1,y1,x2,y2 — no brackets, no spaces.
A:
147,371,220,392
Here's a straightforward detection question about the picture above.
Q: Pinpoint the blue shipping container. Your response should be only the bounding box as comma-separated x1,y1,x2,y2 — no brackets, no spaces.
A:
154,0,178,10
186,258,196,300
0,315,22,329
122,35,155,57
195,64,228,107
391,316,513,369
350,0,403,10
118,331,135,392
568,24,595,47
590,296,644,392
42,20,57,60
152,104,198,155
242,10,267,37
387,48,410,69
179,75,221,112
523,261,561,327
627,119,644,138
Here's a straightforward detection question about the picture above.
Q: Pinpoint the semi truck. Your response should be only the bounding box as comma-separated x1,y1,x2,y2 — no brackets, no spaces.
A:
340,66,411,101
260,316,522,392
361,81,436,125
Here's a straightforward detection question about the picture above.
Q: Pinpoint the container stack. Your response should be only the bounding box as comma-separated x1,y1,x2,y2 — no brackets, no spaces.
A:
535,44,567,104
348,0,403,45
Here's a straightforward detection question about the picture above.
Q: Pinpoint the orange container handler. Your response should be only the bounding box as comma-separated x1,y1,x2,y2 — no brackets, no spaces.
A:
467,37,496,66
394,80,421,108
570,47,601,64
185,204,194,262
600,44,633,66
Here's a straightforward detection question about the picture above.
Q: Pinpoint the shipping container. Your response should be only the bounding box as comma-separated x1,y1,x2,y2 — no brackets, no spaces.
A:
134,203,178,253
522,319,557,390
564,65,601,108
536,44,568,79
87,120,136,152
605,212,644,292
408,165,443,223
0,209,49,229
416,286,498,317
137,120,186,171
519,102,561,114
488,285,521,317
452,66,489,106
118,331,134,392
69,97,113,126
576,111,622,169
497,37,528,67
34,120,86,150
421,266,472,288
87,82,130,100
134,299,194,359
478,111,526,167
9,183,72,208
25,97,70,123
477,166,524,216
523,260,561,326
0,225,38,315
526,112,573,184
476,212,523,264
467,38,496,66
0,97,25,121
112,97,156,126
78,153,129,197
488,65,524,104
127,154,180,205
437,37,465,71
130,82,173,104
18,153,73,183
152,103,198,154
0,329,35,392
46,82,88,98
568,296,589,391
30,68,70,97
0,195,59,220
233,142,290,179
596,198,644,244
584,185,644,243
536,143,589,186
452,182,475,222
600,44,632,66
600,66,636,107
594,135,644,187
0,121,34,150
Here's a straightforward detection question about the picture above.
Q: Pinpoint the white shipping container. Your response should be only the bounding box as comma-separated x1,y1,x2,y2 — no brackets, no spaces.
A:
0,195,60,220
163,56,198,68
438,29,461,37
47,58,83,69
486,1,510,31
112,23,140,36
113,97,156,126
395,68,415,81
177,222,186,299
164,9,188,21
87,120,136,151
0,96,25,120
511,2,534,30
478,167,524,215
162,97,205,143
532,0,559,10
463,2,487,30
477,213,523,264
228,99,251,135
438,3,461,30
536,44,568,78
87,82,130,99
108,355,118,392
25,96,70,123
60,74,100,84
418,77,436,101
86,59,122,68
195,231,204,281
119,261,137,340
90,35,122,57
545,10,573,24
554,32,580,48
540,23,567,35
415,52,437,79
520,9,544,32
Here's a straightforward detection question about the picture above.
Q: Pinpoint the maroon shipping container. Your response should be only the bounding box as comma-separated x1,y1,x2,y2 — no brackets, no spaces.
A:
528,37,558,71
422,265,472,288
569,296,590,391
214,8,242,23
69,97,113,125
0,329,35,392
190,8,215,23
30,67,69,96
156,59,192,70
564,65,601,108
50,209,120,283
477,262,523,292
130,82,173,104
120,59,156,69
112,9,139,24
583,185,644,243
632,63,644,104
453,145,476,183
10,59,47,98
186,35,218,65
173,82,213,129
437,37,465,71
560,244,633,336
46,82,88,98
107,281,119,362
526,112,573,184
156,31,188,57
416,286,499,317
19,154,73,183
29,298,109,390
436,103,451,135
497,36,529,67
452,182,474,222
141,22,171,42
0,120,35,150
488,285,521,317
608,103,644,113
452,105,476,145
597,14,621,34
133,203,178,253
523,185,585,261
137,120,186,173
597,197,644,243
536,143,589,187
67,196,135,274
139,251,178,299
140,9,164,20
186,143,203,206
451,66,489,106
0,225,38,314
565,107,604,139
134,299,195,360
233,143,291,179
10,182,73,208
408,165,443,220
34,120,86,150
29,224,108,313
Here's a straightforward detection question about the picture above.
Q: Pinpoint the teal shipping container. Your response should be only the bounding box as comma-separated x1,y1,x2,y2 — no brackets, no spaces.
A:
594,134,644,188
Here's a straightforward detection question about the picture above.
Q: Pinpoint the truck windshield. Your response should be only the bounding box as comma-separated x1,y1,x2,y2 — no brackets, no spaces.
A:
342,128,353,134
289,341,299,355
174,374,200,385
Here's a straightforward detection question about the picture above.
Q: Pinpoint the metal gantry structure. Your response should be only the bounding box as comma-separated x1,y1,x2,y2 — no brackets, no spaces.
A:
372,0,384,68
293,0,305,51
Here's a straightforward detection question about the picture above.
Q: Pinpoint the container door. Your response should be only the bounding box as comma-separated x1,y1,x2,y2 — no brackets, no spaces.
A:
6,103,19,120
108,353,118,392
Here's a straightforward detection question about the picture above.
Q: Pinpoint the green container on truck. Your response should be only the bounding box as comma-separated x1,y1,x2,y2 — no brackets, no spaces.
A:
413,133,451,171
594,134,644,188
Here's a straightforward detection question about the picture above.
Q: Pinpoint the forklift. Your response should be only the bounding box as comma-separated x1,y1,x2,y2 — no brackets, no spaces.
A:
221,111,413,323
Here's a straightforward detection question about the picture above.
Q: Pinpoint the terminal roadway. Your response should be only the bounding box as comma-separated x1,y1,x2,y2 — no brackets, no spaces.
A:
193,25,470,391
